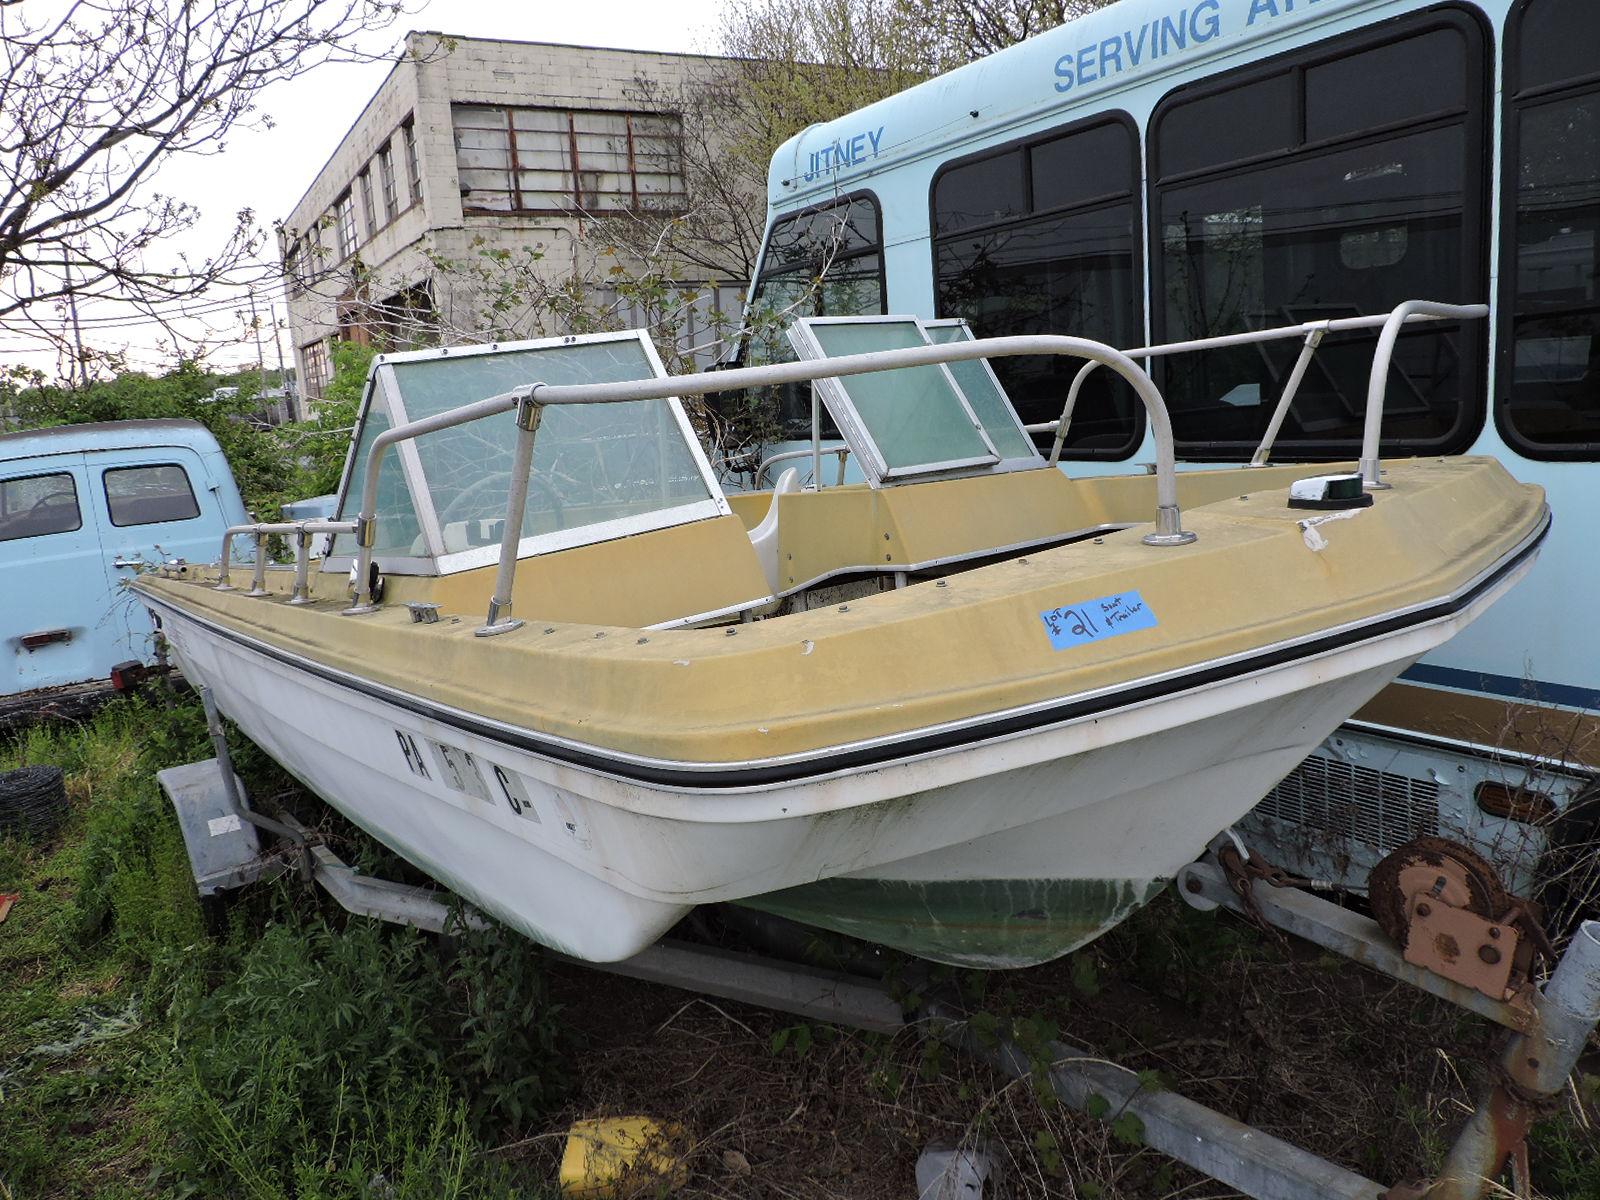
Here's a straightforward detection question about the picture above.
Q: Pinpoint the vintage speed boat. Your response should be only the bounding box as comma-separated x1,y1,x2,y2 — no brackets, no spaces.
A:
133,321,1548,967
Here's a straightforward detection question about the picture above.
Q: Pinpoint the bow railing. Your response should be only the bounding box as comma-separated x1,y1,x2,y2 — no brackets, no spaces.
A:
1041,300,1489,481
215,520,358,603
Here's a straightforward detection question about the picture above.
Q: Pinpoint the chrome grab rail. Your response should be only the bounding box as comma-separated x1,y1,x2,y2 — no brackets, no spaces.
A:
1044,301,1489,473
343,335,1199,631
755,446,851,489
216,519,358,602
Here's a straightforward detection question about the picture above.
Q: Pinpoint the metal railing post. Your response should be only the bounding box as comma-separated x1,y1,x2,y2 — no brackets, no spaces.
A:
1360,301,1487,490
344,386,532,615
1250,323,1329,467
810,385,822,491
245,531,270,596
214,526,248,590
476,386,545,637
1049,361,1100,466
288,526,313,605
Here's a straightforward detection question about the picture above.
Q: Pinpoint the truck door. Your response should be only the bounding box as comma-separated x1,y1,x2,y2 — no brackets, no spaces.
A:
1,457,122,694
90,451,217,667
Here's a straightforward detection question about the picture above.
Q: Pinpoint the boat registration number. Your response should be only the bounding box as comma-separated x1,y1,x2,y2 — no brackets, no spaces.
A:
394,728,541,825
1039,591,1157,650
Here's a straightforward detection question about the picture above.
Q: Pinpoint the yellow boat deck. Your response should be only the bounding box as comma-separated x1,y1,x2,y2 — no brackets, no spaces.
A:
136,458,1546,766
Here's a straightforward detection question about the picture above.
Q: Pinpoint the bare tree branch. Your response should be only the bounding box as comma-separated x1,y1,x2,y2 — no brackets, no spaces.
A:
0,0,410,342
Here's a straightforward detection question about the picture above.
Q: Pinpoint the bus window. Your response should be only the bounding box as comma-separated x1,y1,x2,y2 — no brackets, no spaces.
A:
932,115,1143,459
738,192,884,442
1500,0,1600,457
1151,11,1489,461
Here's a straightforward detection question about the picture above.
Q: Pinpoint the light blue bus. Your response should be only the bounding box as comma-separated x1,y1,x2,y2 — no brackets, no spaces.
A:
737,0,1599,895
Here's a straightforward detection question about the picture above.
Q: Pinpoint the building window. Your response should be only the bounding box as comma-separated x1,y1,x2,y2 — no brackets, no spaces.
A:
331,190,357,260
452,105,684,214
1499,0,1600,456
283,238,303,297
358,168,378,239
378,141,398,219
401,117,420,205
933,115,1143,458
1151,10,1489,461
301,340,331,399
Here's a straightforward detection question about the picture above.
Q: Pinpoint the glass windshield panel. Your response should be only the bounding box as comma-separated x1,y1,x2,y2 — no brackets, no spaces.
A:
925,323,1041,462
333,398,423,558
390,339,713,553
803,320,998,474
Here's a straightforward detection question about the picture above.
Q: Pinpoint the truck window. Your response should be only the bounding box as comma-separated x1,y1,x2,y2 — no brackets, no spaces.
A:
103,464,202,527
1499,0,1600,456
1151,11,1489,461
0,472,82,542
932,115,1143,459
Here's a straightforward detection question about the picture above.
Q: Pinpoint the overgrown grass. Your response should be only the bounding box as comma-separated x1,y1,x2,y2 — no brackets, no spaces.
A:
0,692,565,1199
4,692,1596,1199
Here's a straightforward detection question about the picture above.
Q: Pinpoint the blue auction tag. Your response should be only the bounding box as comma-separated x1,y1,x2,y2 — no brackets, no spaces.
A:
1039,591,1157,650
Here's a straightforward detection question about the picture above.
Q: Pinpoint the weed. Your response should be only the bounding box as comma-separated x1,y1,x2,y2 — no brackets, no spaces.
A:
438,912,568,1132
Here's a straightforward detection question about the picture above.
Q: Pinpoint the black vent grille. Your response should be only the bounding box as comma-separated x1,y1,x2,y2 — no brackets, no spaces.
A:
1255,756,1440,854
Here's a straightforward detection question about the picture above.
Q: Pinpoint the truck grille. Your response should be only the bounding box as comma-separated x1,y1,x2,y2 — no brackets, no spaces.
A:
1255,756,1440,854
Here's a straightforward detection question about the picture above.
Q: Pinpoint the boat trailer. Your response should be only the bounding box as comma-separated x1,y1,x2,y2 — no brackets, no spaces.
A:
163,689,1599,1200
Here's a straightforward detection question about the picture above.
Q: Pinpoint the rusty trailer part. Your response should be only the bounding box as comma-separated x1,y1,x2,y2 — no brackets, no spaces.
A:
1408,919,1600,1200
1177,857,1543,1033
1179,853,1600,1199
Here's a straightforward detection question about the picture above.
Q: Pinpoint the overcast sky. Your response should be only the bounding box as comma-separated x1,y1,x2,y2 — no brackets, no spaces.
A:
5,0,727,381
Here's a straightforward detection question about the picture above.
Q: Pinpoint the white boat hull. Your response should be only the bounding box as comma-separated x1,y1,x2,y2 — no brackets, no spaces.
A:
146,550,1532,964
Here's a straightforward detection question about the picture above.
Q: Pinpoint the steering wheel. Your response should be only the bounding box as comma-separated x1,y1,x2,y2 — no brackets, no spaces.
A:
28,491,75,515
435,471,566,533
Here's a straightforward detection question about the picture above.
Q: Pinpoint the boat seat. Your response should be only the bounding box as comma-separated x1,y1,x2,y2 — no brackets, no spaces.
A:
748,467,800,594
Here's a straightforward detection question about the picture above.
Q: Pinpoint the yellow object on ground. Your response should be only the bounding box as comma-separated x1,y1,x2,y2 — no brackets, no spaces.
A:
559,1116,688,1198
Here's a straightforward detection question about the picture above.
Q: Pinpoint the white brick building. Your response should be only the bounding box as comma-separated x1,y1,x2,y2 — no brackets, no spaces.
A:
280,34,744,412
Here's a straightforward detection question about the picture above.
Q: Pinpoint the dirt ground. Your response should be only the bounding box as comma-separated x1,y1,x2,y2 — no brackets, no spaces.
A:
494,897,1599,1199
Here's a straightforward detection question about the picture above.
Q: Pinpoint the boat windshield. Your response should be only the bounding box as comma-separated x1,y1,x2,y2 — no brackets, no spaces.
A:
332,332,726,567
924,319,1045,466
788,316,1039,485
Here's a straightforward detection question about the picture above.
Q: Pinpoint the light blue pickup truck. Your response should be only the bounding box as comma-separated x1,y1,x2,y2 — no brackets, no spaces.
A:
1,419,250,721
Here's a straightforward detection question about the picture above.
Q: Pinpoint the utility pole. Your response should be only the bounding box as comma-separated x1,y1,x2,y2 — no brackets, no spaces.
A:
249,292,270,412
63,256,89,389
269,303,297,422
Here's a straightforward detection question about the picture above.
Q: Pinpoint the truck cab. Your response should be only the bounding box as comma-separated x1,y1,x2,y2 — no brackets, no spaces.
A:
1,419,249,713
